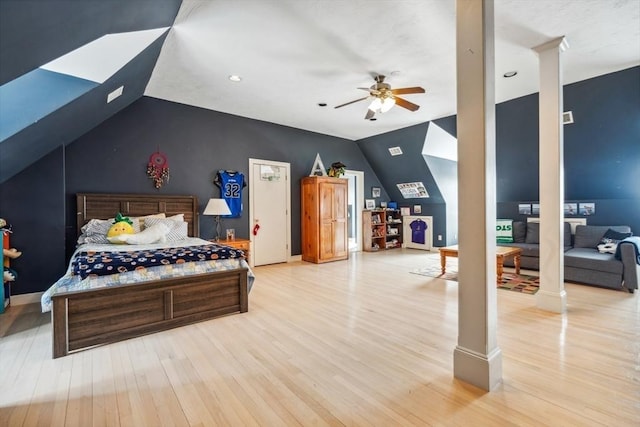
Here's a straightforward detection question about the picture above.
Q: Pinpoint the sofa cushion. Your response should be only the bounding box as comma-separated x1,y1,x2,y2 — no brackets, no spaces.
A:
519,221,570,246
573,225,632,249
498,242,540,257
513,221,526,243
564,248,623,275
525,222,539,244
564,222,572,247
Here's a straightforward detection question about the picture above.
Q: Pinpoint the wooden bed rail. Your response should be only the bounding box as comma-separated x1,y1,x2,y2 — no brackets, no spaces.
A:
52,269,248,358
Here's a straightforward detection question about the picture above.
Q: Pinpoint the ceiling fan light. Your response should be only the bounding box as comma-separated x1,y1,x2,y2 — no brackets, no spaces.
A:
380,97,395,113
369,97,382,112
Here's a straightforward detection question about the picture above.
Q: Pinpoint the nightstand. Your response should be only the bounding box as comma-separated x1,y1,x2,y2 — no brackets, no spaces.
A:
214,238,250,264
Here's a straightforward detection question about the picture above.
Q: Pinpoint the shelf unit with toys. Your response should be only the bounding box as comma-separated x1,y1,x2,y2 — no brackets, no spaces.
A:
1,223,10,312
384,209,403,249
1,219,21,313
363,209,403,251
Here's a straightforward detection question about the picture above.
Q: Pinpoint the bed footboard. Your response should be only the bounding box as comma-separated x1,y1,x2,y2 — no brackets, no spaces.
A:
51,269,248,358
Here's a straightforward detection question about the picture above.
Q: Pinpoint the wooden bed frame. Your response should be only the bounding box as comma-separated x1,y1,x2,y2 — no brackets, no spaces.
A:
51,193,248,358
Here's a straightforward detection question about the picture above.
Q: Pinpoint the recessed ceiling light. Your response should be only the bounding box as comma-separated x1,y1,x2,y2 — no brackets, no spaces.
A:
503,71,518,78
369,117,377,121
228,75,242,82
317,102,327,107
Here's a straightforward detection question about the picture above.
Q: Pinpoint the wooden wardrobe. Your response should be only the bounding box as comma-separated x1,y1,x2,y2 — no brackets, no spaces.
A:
301,176,348,263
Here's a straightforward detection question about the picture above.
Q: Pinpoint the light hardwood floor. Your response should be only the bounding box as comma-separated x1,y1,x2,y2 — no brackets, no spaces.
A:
1,249,638,426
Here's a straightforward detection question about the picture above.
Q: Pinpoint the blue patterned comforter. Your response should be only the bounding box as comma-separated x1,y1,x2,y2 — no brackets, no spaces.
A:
72,243,243,279
41,238,254,313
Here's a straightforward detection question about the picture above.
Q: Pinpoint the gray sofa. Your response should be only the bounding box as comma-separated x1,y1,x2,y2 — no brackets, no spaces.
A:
499,222,639,293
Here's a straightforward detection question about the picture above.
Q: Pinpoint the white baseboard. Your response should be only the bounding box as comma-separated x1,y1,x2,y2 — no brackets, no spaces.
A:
10,291,43,306
289,255,302,262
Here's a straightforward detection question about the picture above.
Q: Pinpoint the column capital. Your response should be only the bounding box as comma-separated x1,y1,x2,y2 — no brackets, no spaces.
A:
533,36,569,54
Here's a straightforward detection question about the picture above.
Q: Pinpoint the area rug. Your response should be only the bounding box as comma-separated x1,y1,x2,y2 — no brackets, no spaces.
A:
409,265,540,294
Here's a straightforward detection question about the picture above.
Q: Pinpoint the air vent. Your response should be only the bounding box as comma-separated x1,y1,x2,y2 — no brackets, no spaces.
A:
107,85,124,103
388,146,403,156
563,111,574,124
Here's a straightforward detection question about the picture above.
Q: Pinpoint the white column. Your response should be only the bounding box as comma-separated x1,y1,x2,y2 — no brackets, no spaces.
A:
453,0,502,391
533,37,569,313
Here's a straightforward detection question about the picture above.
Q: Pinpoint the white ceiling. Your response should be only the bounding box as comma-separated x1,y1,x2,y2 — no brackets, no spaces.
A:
144,0,640,141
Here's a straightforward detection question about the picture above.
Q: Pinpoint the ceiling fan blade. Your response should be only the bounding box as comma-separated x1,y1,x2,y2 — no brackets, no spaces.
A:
391,86,426,95
394,96,420,112
334,97,369,109
364,109,375,120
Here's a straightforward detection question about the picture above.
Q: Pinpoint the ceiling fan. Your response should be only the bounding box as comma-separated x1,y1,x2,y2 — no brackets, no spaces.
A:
335,74,425,120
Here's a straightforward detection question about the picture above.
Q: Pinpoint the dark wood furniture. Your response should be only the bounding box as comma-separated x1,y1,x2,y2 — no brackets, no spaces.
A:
51,193,248,358
300,176,348,263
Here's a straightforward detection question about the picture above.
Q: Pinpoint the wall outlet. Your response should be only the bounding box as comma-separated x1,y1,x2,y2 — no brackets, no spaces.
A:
437,235,442,241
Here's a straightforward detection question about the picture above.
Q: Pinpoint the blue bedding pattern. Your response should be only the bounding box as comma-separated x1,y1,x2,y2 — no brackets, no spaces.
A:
72,243,244,279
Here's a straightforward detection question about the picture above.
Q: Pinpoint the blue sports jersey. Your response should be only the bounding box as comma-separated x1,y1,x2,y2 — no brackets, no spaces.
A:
410,219,427,244
215,171,245,218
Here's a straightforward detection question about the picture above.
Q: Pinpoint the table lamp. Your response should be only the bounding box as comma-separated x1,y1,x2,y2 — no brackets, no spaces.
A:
203,198,231,241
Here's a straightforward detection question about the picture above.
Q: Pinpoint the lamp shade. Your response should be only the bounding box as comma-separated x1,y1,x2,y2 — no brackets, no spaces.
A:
203,198,231,216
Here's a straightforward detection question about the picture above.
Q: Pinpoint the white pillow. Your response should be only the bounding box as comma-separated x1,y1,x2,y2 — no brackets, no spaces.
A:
134,213,166,230
145,217,189,241
167,213,184,222
107,223,170,245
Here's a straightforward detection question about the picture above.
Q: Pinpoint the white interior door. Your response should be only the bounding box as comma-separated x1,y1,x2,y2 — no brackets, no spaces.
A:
249,159,290,266
344,170,364,252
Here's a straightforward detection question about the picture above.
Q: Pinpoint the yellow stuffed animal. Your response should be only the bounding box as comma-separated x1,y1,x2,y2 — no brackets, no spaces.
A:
107,213,135,241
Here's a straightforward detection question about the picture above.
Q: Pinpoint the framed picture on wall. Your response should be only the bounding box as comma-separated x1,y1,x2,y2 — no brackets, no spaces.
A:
372,187,381,198
531,203,540,215
413,205,422,214
518,203,532,215
579,202,595,216
564,203,578,215
365,199,375,210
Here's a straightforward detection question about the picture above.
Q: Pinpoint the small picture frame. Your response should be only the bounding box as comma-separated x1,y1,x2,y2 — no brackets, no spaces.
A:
531,203,540,215
372,187,381,198
380,201,387,208
365,199,376,210
564,203,578,216
226,228,235,241
413,205,422,214
518,203,532,215
579,202,595,216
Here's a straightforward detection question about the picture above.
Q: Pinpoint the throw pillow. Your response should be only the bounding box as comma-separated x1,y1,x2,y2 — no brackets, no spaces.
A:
597,228,632,254
496,219,513,243
512,221,526,243
525,222,540,244
108,223,170,245
144,217,189,242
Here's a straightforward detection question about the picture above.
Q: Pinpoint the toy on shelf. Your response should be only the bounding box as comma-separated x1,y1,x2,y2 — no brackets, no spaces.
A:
1,217,21,313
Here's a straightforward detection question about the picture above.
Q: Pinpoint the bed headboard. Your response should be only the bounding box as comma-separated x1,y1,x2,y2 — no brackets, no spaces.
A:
76,193,200,238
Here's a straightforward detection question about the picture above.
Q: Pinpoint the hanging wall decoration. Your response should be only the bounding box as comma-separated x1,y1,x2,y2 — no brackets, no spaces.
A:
146,151,170,189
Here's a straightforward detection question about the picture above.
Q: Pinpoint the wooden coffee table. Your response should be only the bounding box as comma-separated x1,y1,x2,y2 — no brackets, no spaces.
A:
438,245,521,282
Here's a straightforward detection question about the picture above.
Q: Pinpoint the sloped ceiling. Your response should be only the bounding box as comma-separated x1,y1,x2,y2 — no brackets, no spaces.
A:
0,0,181,183
1,0,639,184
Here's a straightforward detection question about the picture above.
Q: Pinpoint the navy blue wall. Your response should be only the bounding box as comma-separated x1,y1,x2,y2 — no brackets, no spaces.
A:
357,122,451,244
496,66,640,232
358,66,640,244
1,97,385,294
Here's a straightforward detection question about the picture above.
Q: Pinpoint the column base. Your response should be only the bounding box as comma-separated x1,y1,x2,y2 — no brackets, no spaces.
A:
536,288,567,313
453,346,502,391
